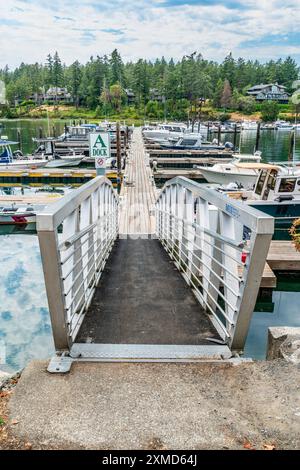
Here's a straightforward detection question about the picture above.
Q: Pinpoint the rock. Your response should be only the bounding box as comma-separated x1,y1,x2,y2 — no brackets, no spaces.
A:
267,327,300,364
0,371,10,389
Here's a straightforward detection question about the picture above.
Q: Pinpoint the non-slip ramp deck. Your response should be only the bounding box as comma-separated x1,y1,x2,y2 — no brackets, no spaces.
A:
76,238,228,359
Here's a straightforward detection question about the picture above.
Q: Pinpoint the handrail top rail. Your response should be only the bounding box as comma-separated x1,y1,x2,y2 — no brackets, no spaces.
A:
157,176,274,235
36,176,118,232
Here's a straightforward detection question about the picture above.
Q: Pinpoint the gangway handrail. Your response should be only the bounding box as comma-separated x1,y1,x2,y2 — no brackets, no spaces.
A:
36,176,119,352
155,176,274,351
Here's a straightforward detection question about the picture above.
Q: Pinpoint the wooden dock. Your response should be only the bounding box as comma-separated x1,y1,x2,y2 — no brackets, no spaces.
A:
148,148,234,158
153,168,205,181
119,128,157,235
0,194,62,205
150,157,231,166
0,168,120,185
267,241,300,271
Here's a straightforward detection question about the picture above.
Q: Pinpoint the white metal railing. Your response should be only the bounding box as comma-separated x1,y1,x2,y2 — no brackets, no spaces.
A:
36,176,118,351
156,177,274,351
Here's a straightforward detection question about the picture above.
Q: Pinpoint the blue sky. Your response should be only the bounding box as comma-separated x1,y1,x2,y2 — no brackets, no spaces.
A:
0,0,299,67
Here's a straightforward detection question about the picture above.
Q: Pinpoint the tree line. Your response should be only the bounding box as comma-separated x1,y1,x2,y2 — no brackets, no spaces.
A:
0,50,299,119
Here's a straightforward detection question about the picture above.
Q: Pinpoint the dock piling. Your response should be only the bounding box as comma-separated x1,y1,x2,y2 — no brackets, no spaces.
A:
255,122,261,152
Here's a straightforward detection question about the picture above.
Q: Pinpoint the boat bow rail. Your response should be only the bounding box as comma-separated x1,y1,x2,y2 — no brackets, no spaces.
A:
37,176,118,353
155,176,274,351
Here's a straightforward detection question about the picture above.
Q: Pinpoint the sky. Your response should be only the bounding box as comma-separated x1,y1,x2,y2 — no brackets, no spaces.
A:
0,0,299,68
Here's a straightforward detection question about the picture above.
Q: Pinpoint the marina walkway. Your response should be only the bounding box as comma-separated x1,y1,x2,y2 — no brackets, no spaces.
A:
119,128,157,235
77,238,220,345
78,128,220,348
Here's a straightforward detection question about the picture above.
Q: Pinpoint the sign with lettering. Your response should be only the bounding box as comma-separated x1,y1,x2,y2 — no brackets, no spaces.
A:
89,132,111,170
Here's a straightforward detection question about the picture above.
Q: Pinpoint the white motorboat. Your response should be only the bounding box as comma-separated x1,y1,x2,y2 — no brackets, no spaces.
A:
241,121,258,131
45,153,83,168
142,123,186,143
160,133,233,151
0,138,48,169
217,163,300,239
275,120,293,131
198,152,262,187
0,203,45,226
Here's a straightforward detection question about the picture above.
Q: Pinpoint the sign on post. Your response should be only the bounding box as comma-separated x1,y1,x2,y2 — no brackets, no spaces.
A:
89,132,111,176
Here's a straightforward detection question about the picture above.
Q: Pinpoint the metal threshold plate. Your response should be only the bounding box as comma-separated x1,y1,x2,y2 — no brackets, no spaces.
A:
71,343,232,362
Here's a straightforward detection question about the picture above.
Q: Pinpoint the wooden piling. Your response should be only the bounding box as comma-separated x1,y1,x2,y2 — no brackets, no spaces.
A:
255,122,261,152
207,122,210,139
233,124,238,149
17,129,22,151
39,127,43,139
217,125,221,146
288,130,295,161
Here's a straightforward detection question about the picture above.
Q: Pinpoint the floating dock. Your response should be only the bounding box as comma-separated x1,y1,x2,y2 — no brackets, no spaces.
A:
0,168,120,185
148,148,234,158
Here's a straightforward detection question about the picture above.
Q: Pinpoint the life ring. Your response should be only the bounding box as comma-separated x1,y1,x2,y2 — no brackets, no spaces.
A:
289,218,300,252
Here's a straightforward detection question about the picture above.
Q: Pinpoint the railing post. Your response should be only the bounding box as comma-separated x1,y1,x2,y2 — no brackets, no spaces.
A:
184,188,194,282
220,212,240,335
177,185,185,262
38,230,70,351
230,231,273,351
170,184,177,255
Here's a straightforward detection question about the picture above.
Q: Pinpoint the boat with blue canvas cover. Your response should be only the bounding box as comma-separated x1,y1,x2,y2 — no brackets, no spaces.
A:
0,138,47,169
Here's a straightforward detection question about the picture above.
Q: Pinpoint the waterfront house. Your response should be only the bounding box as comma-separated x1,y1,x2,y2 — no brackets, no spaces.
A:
149,88,166,103
125,88,135,105
247,83,289,103
44,87,73,104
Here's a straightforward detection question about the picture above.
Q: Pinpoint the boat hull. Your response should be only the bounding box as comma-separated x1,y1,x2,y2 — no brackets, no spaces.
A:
0,160,47,169
200,167,258,187
248,201,300,240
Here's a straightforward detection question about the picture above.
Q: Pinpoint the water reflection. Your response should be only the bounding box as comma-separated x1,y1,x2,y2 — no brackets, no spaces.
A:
245,289,300,359
0,235,54,371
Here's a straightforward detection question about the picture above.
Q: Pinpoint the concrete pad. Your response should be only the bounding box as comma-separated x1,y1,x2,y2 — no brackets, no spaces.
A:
8,360,300,450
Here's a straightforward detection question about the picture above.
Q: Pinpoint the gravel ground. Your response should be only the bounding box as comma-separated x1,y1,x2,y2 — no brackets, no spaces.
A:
3,359,300,450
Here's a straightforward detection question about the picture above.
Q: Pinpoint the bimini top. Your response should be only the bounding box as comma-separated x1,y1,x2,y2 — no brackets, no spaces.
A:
235,162,280,170
0,139,19,146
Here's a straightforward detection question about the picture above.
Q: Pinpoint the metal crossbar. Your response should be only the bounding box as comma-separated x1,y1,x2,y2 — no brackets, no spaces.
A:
155,176,274,350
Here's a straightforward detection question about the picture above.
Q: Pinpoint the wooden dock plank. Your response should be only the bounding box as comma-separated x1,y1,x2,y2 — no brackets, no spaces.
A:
119,128,157,235
267,241,300,271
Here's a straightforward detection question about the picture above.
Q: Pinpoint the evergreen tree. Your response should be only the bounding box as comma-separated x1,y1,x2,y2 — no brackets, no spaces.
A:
220,79,232,109
52,52,63,105
69,60,82,108
109,49,125,86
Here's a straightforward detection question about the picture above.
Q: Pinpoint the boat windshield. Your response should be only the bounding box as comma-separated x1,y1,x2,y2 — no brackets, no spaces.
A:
278,178,296,193
262,171,277,200
255,170,267,196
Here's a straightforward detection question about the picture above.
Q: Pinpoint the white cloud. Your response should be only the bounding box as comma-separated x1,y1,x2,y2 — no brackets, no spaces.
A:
0,0,299,67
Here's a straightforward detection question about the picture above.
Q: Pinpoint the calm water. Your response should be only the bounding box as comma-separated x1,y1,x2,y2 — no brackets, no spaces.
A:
0,119,68,155
1,120,300,371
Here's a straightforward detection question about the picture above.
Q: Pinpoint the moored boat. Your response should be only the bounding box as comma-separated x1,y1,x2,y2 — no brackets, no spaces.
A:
0,139,48,169
217,163,300,239
198,152,262,188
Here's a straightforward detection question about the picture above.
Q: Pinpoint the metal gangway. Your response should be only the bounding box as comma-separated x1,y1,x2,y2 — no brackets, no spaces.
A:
37,173,274,372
